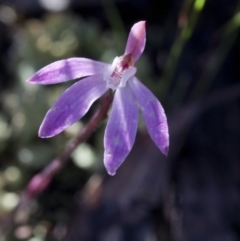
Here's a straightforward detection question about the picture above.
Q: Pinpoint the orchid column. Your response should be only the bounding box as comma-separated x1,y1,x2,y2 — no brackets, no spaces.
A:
27,21,169,175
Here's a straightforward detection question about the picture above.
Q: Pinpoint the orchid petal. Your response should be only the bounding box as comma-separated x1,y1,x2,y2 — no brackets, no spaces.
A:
124,21,146,62
27,58,109,84
39,75,107,137
104,85,138,175
129,77,169,155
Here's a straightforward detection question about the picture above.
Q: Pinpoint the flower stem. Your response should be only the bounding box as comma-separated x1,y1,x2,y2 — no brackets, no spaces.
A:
189,1,240,100
159,0,206,100
0,91,113,236
27,91,113,198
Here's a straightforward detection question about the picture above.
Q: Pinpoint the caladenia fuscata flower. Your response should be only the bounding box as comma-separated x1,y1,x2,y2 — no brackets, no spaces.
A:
27,21,169,176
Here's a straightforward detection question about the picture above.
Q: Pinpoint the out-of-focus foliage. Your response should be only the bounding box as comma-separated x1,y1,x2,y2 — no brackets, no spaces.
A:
0,0,240,240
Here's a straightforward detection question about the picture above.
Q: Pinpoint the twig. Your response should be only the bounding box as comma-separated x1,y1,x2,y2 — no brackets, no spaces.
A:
26,91,113,197
0,91,113,239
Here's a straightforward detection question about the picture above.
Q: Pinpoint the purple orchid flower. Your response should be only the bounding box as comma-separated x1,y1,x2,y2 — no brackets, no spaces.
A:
27,21,169,175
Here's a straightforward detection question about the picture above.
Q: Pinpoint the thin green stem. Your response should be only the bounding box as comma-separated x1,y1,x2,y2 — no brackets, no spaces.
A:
190,2,240,100
159,0,206,100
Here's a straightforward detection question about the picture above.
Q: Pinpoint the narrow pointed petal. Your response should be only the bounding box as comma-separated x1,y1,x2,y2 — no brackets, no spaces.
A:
27,58,109,84
104,86,138,175
129,77,169,155
39,75,107,137
124,21,146,62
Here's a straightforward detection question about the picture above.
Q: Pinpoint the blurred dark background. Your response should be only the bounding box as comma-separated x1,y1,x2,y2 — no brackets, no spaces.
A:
0,0,240,240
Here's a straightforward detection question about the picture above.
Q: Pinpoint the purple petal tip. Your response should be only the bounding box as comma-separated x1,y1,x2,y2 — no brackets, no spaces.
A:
107,169,116,176
38,123,59,138
38,130,51,139
26,76,37,84
104,157,118,176
124,20,146,62
163,145,169,156
139,20,146,26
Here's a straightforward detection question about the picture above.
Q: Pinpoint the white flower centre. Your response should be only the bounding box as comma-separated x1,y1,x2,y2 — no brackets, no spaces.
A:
104,54,136,90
